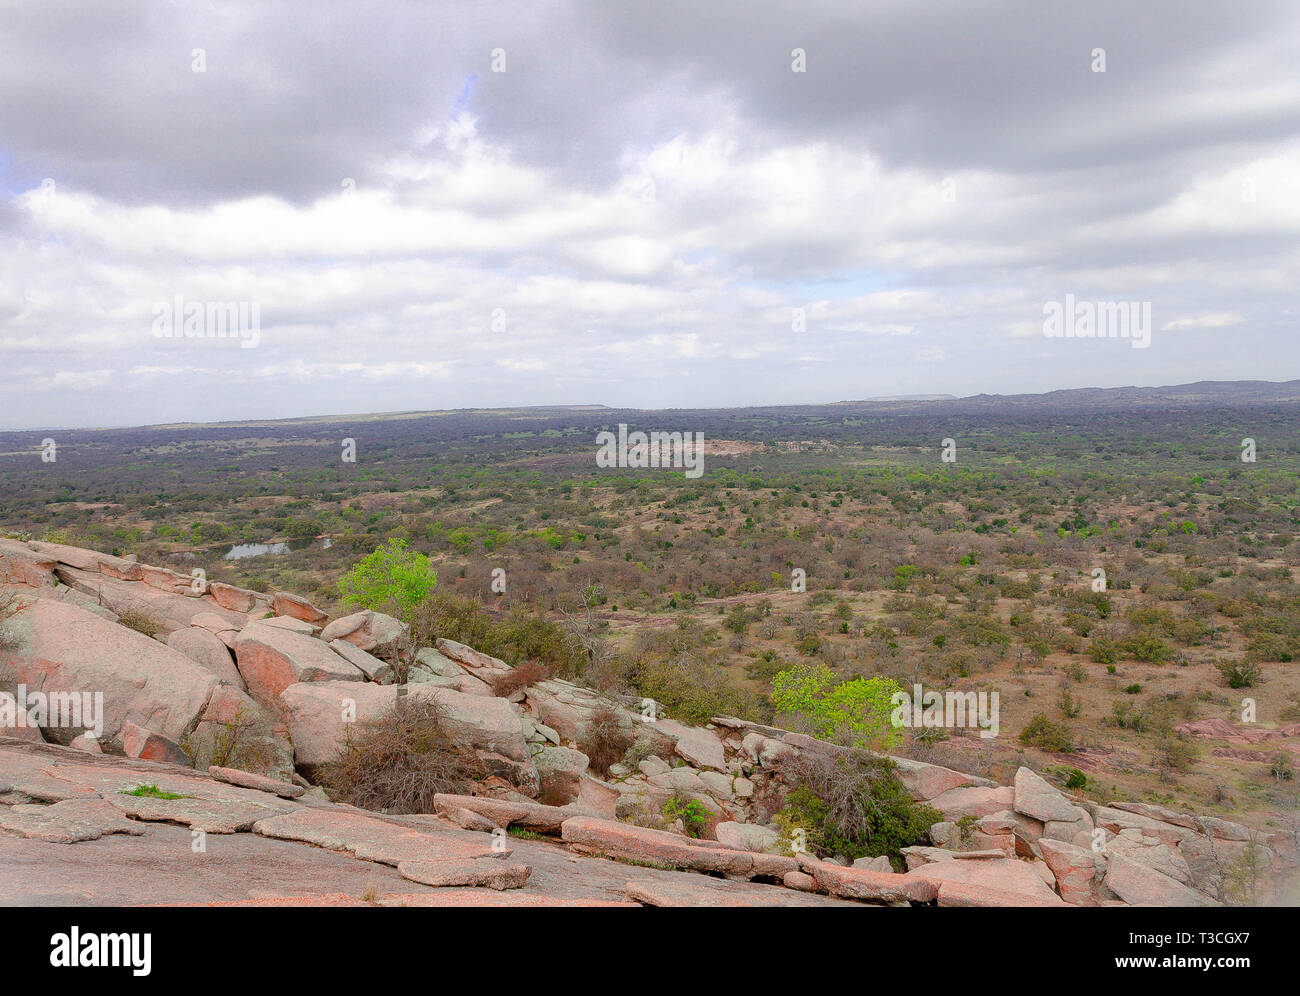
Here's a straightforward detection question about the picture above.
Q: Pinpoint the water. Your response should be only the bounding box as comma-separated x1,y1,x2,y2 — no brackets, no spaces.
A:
224,542,290,561
222,536,333,560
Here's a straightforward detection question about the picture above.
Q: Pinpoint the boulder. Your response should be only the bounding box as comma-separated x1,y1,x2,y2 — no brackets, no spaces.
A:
906,855,1066,905
328,640,393,683
269,591,328,625
259,616,321,636
1111,801,1253,841
99,557,143,582
278,680,427,765
0,596,217,746
1038,837,1102,905
321,610,408,658
657,719,727,771
70,732,102,753
740,731,768,762
25,541,107,572
525,679,657,749
852,855,894,874
783,870,817,892
0,539,57,588
890,755,992,801
1013,766,1082,823
715,821,779,853
191,612,243,649
575,774,620,817
121,719,190,765
698,770,735,801
1105,829,1193,885
167,627,244,690
432,793,601,834
648,767,707,794
234,622,364,710
978,809,1044,848
1104,852,1218,906
902,846,1010,869
638,755,670,778
137,564,191,594
25,543,142,582
398,859,530,891
50,566,248,635
414,648,467,677
534,745,590,804
929,785,1015,821
436,638,507,671
1093,805,1188,846
209,582,262,614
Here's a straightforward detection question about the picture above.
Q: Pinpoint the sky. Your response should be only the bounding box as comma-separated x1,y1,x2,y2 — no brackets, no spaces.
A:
1,0,1298,430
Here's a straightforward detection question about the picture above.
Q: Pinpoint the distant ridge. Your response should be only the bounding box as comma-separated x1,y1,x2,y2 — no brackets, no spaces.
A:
835,380,1300,413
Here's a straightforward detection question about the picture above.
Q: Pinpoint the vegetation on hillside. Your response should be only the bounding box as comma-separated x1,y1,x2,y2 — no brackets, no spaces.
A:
4,400,1300,827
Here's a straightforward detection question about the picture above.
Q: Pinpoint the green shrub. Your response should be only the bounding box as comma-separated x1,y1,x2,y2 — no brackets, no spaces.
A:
634,653,763,726
405,592,587,679
1216,659,1261,689
776,749,938,863
1018,713,1074,752
1122,631,1173,665
662,793,711,838
1089,637,1119,666
1062,767,1088,790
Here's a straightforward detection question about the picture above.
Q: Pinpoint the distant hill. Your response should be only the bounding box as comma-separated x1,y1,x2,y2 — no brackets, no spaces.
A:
836,380,1300,413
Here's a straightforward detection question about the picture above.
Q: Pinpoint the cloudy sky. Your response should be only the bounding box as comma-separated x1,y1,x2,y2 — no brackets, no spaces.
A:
1,0,1298,429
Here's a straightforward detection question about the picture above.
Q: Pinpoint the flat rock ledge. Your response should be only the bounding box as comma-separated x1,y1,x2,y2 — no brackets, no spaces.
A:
209,765,305,799
560,816,797,879
432,793,600,834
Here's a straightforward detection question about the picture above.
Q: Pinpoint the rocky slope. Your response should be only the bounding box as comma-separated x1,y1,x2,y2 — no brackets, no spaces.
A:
2,537,1295,907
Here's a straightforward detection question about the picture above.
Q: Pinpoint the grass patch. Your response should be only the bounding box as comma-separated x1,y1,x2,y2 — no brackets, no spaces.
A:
507,826,547,840
120,784,193,800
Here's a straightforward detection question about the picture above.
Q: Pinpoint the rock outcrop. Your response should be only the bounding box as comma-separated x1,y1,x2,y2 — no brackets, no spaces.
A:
3,539,1294,908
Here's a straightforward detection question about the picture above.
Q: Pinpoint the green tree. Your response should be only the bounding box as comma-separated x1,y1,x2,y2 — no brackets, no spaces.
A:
339,538,438,614
770,661,903,749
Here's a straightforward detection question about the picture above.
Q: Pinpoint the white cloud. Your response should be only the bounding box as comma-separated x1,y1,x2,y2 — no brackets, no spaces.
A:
1161,313,1246,331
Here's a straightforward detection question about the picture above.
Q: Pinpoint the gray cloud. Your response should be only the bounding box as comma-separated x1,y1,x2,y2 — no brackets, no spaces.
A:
0,0,1297,428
